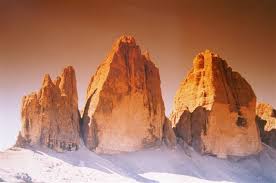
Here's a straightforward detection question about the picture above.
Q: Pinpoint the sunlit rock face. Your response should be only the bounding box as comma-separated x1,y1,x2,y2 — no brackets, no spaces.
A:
256,103,276,148
16,66,80,152
170,50,262,158
82,35,171,153
256,103,276,131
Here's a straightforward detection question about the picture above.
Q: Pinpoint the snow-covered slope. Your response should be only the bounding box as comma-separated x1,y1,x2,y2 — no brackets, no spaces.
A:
0,143,276,183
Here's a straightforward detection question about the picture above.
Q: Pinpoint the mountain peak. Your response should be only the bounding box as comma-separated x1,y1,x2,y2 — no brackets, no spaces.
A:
82,35,174,153
171,51,261,158
42,74,53,87
17,66,80,152
112,35,137,51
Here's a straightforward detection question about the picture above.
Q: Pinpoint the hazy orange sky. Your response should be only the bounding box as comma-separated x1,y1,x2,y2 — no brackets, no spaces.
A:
0,0,275,150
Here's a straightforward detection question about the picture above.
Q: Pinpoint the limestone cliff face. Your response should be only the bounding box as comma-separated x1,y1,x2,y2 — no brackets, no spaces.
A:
16,66,80,152
256,103,276,148
82,36,169,153
170,50,262,158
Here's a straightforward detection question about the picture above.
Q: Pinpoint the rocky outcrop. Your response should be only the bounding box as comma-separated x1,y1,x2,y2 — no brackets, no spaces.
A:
163,117,177,148
173,106,209,153
170,50,262,158
16,66,80,152
256,103,276,131
256,103,276,148
82,35,171,153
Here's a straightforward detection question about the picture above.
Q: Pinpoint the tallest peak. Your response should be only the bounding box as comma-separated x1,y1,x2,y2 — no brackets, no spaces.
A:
199,49,219,58
63,65,75,72
117,35,136,44
113,35,137,50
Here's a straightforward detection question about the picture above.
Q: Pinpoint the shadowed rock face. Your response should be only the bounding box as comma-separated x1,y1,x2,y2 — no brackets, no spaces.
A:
163,117,177,148
82,36,172,153
256,103,276,148
16,66,80,152
173,107,209,153
170,50,262,158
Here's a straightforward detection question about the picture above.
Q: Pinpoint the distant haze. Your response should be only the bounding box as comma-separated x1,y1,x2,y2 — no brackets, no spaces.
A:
0,0,275,150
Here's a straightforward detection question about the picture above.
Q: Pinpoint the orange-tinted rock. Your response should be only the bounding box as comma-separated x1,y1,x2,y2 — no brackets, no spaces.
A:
16,66,80,152
256,103,276,131
256,103,276,148
170,50,262,158
82,36,171,153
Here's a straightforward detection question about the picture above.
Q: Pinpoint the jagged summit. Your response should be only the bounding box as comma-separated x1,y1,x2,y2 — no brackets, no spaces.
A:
16,66,80,152
198,49,220,57
192,50,224,72
42,74,53,87
115,35,136,45
112,35,137,51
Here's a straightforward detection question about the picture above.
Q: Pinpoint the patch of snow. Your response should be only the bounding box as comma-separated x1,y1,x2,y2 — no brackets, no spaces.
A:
0,144,276,183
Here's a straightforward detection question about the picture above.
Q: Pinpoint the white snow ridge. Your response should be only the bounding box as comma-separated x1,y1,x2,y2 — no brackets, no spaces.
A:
0,143,276,183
